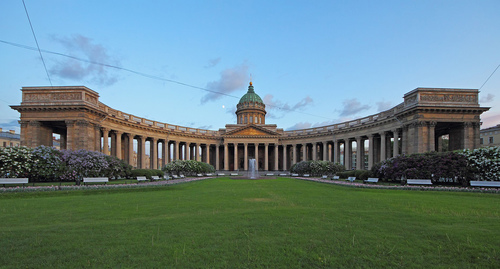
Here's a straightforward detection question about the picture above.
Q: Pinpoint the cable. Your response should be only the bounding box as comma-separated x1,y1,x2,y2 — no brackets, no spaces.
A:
0,39,335,121
22,0,52,86
479,63,500,90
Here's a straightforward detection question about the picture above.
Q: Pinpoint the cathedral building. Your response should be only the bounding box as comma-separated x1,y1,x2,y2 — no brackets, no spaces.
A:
11,82,488,171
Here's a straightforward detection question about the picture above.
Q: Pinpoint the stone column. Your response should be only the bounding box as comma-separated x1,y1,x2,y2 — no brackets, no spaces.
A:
151,138,158,169
393,129,399,157
402,124,409,155
292,144,297,165
206,144,211,164
312,142,317,161
244,143,248,171
345,139,351,170
463,122,474,150
140,137,146,169
323,142,328,161
302,143,307,162
333,140,339,164
274,145,279,171
115,131,123,160
368,135,374,170
380,132,386,162
428,122,436,152
186,143,191,160
93,124,100,151
102,128,109,155
126,134,134,166
264,143,269,171
234,143,238,171
216,144,220,170
224,143,229,171
164,140,169,165
173,141,179,161
283,145,287,171
356,136,363,170
255,143,259,171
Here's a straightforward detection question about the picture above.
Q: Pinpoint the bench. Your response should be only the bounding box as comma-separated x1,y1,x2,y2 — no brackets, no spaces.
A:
266,173,274,176
279,173,288,176
151,176,161,181
0,178,29,187
230,173,239,176
217,173,225,176
83,177,108,185
406,179,432,185
332,176,340,180
137,176,148,183
321,175,328,179
196,174,203,177
171,175,179,179
206,173,213,177
291,173,299,177
346,177,356,182
303,174,310,177
363,178,379,184
470,181,500,187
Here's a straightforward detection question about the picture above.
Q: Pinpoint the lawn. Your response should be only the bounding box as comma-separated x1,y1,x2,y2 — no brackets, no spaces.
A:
1,177,499,268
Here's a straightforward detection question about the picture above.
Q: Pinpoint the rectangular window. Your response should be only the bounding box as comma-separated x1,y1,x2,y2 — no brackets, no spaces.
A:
489,137,494,144
2,142,6,147
480,138,484,144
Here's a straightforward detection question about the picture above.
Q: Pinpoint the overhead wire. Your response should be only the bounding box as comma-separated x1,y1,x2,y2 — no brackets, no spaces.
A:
21,0,52,86
479,63,500,90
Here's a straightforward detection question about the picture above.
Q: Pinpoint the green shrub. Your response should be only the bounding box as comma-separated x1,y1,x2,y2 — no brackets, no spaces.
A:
162,160,215,176
131,169,154,179
289,160,345,176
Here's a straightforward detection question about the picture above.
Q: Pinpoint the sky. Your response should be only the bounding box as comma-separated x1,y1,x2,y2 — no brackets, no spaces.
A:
1,0,500,134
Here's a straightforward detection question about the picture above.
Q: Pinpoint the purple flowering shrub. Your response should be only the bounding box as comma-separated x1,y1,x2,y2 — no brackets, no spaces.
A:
59,149,132,180
372,151,469,184
30,145,64,181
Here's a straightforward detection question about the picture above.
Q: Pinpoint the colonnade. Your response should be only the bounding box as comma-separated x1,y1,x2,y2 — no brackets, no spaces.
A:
100,128,411,171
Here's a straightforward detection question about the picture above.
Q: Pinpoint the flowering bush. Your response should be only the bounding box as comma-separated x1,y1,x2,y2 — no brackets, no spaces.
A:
460,146,500,181
162,160,215,176
0,146,132,182
372,151,470,183
0,146,33,178
30,145,64,181
290,160,345,176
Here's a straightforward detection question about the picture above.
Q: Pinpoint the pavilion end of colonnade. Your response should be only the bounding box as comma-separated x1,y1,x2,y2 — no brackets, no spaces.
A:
11,84,489,171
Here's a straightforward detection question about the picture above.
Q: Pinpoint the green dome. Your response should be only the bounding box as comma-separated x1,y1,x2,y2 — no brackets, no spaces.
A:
239,82,263,104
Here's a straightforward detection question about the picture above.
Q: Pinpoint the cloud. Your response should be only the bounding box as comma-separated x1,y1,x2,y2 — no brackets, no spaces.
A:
0,119,20,133
286,122,312,131
50,34,120,86
481,112,500,128
338,98,371,117
376,101,392,112
205,57,221,68
263,94,314,119
480,93,495,103
201,63,249,103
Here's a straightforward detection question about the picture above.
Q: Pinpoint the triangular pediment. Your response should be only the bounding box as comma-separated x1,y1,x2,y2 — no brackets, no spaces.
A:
225,125,279,137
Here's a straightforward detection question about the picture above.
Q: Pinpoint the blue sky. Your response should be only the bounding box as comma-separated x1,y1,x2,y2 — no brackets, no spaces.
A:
1,0,499,133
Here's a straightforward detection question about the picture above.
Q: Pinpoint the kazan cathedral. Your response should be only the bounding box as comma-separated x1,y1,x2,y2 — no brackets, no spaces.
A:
11,82,488,171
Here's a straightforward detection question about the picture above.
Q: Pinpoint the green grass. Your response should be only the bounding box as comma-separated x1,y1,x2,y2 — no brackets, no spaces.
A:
1,178,499,268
